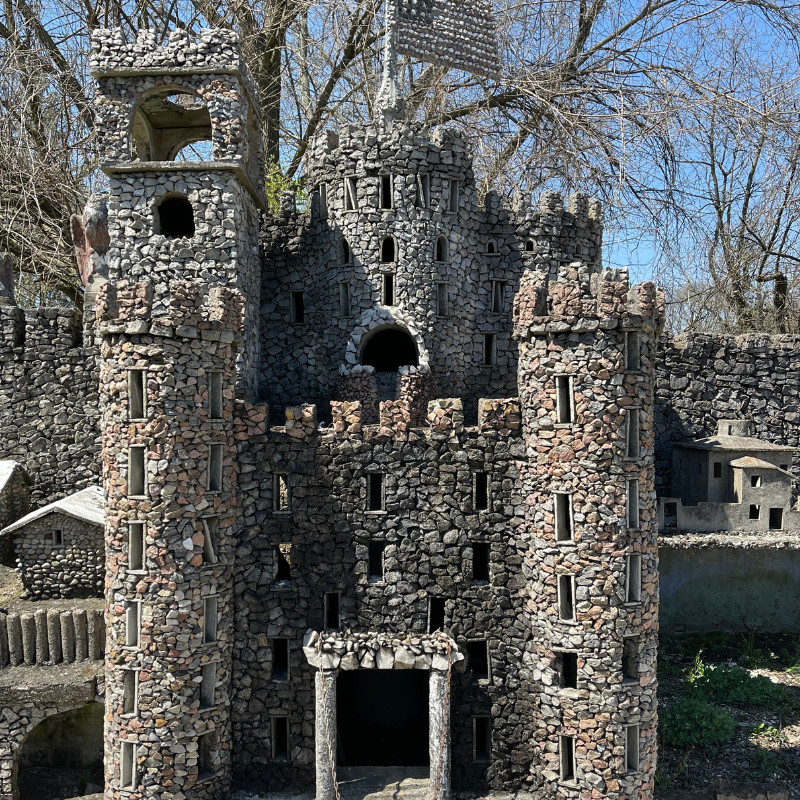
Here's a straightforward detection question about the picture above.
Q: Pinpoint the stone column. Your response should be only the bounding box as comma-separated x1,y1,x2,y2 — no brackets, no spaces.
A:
315,669,338,800
428,668,450,800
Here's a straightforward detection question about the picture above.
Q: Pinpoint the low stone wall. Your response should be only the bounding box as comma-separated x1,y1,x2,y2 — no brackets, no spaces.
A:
0,609,105,667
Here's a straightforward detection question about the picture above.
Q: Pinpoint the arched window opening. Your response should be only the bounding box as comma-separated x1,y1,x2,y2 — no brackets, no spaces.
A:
435,236,449,263
131,90,212,162
18,703,104,800
487,239,497,254
361,328,419,372
156,194,195,238
381,236,397,263
525,240,535,252
340,238,352,264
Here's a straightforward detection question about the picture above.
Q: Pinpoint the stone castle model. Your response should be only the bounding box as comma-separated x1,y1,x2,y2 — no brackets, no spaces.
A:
2,25,798,800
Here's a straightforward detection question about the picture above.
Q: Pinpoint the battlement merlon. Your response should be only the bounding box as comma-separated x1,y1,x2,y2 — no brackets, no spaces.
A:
95,279,244,341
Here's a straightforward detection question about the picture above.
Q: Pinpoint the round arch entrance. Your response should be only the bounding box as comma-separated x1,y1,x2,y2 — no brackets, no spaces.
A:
360,328,419,372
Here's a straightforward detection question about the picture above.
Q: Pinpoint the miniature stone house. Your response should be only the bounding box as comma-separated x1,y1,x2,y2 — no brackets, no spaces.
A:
0,461,30,562
0,486,104,599
658,420,799,531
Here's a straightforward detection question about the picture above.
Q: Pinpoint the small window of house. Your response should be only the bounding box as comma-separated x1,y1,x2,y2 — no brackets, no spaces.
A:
203,596,218,643
128,370,145,420
751,474,762,488
382,273,396,306
122,669,138,715
626,409,640,458
324,592,341,630
199,662,216,708
290,291,305,323
340,238,352,264
344,177,358,211
417,174,431,208
435,236,449,262
769,507,783,529
202,517,219,565
524,240,534,252
272,717,289,761
625,331,640,371
272,638,289,681
487,239,497,254
627,479,639,529
198,733,214,779
128,446,146,497
380,175,393,209
52,529,64,548
467,640,489,680
472,542,490,583
558,574,575,621
381,236,396,263
555,493,573,542
428,597,445,632
713,461,722,479
367,473,385,511
622,636,639,682
274,474,291,512
473,471,489,511
556,651,578,689
483,333,497,366
209,372,223,420
120,741,137,789
490,280,506,313
663,501,677,527
556,376,575,424
125,601,141,648
339,282,351,316
155,194,195,238
625,725,640,773
274,545,292,582
128,522,144,571
448,179,460,213
368,541,387,581
626,554,642,603
781,463,789,471
208,444,223,492
474,717,491,763
749,504,760,520
559,735,576,782
436,283,448,316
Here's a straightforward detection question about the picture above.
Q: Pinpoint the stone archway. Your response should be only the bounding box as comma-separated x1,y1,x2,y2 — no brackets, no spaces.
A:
304,631,463,800
342,308,431,372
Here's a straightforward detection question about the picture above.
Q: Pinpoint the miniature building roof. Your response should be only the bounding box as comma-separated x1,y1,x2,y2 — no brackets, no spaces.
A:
674,435,794,452
729,456,795,477
0,460,30,494
0,486,104,536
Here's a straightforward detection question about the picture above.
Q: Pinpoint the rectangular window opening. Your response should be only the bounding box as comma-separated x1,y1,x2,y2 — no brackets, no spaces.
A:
339,282,351,317
128,522,144,571
555,493,573,542
626,554,642,603
125,601,141,648
556,651,578,689
751,474,762,488
473,471,489,511
52,528,64,548
344,177,358,212
199,663,216,709
769,507,784,530
275,544,292,582
625,724,640,773
272,717,289,761
436,282,448,316
474,716,491,763
274,474,291,512
122,669,138,715
556,375,575,424
428,597,445,633
120,741,136,789
627,479,639,529
198,732,213,779
467,640,489,680
490,280,506,313
128,370,145,420
626,331,641,371
209,372,223,420
208,444,223,492
202,517,219,565
368,541,387,581
367,473,385,512
472,542,490,583
324,592,341,630
128,446,146,497
560,735,576,783
382,273,395,306
558,574,575,621
290,291,305,324
749,503,760,520
713,461,722,479
622,637,639,682
415,174,430,208
448,179,460,213
626,409,640,459
664,501,678,527
272,638,289,681
319,183,328,217
483,333,496,366
203,596,218,644
380,174,393,209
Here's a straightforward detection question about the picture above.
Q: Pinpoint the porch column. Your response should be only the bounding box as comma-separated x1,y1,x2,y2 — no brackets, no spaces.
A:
315,669,338,800
428,668,451,800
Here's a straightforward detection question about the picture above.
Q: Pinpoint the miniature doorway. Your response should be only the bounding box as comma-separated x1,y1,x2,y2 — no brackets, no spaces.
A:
360,328,419,401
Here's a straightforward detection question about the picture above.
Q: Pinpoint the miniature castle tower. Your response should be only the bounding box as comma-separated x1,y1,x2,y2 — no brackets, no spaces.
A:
513,197,663,798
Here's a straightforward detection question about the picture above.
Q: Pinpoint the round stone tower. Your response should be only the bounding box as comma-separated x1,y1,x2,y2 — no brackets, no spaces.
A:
98,279,243,800
513,202,663,799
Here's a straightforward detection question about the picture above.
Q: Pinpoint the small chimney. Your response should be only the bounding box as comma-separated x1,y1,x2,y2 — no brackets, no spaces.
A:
717,419,751,437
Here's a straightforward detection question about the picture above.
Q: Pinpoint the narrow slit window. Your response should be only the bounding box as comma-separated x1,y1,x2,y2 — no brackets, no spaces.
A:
381,236,396,262
490,280,506,313
122,669,138,715
272,717,289,761
622,637,639,682
128,446,146,497
625,331,641,371
209,372,223,419
120,741,136,789
626,409,640,458
558,574,575,621
319,183,328,216
382,272,395,306
203,596,218,644
556,651,578,689
473,471,489,511
626,479,639,529
290,291,305,323
339,282,351,317
467,640,489,679
202,517,219,565
625,725,640,773
415,174,430,208
275,545,292,582
436,282,448,316
435,236,449,262
198,733,213,778
472,542,490,583
380,175,393,209
560,735,576,782
474,717,491,763
368,473,385,511
208,444,223,492
324,592,341,630
448,179,460,213
368,541,387,580
128,370,145,420
428,597,445,632
272,638,289,681
626,554,642,603
52,529,64,548
713,461,722,478
556,376,575,423
199,663,216,708
125,601,141,648
344,177,358,211
274,474,291,512
340,238,352,264
749,503,760,520
555,493,573,542
128,522,144,571
483,333,496,366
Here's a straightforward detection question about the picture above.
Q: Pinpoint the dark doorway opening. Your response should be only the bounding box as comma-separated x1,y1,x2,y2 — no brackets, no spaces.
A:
157,194,195,238
17,703,104,800
337,670,429,767
361,329,418,372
